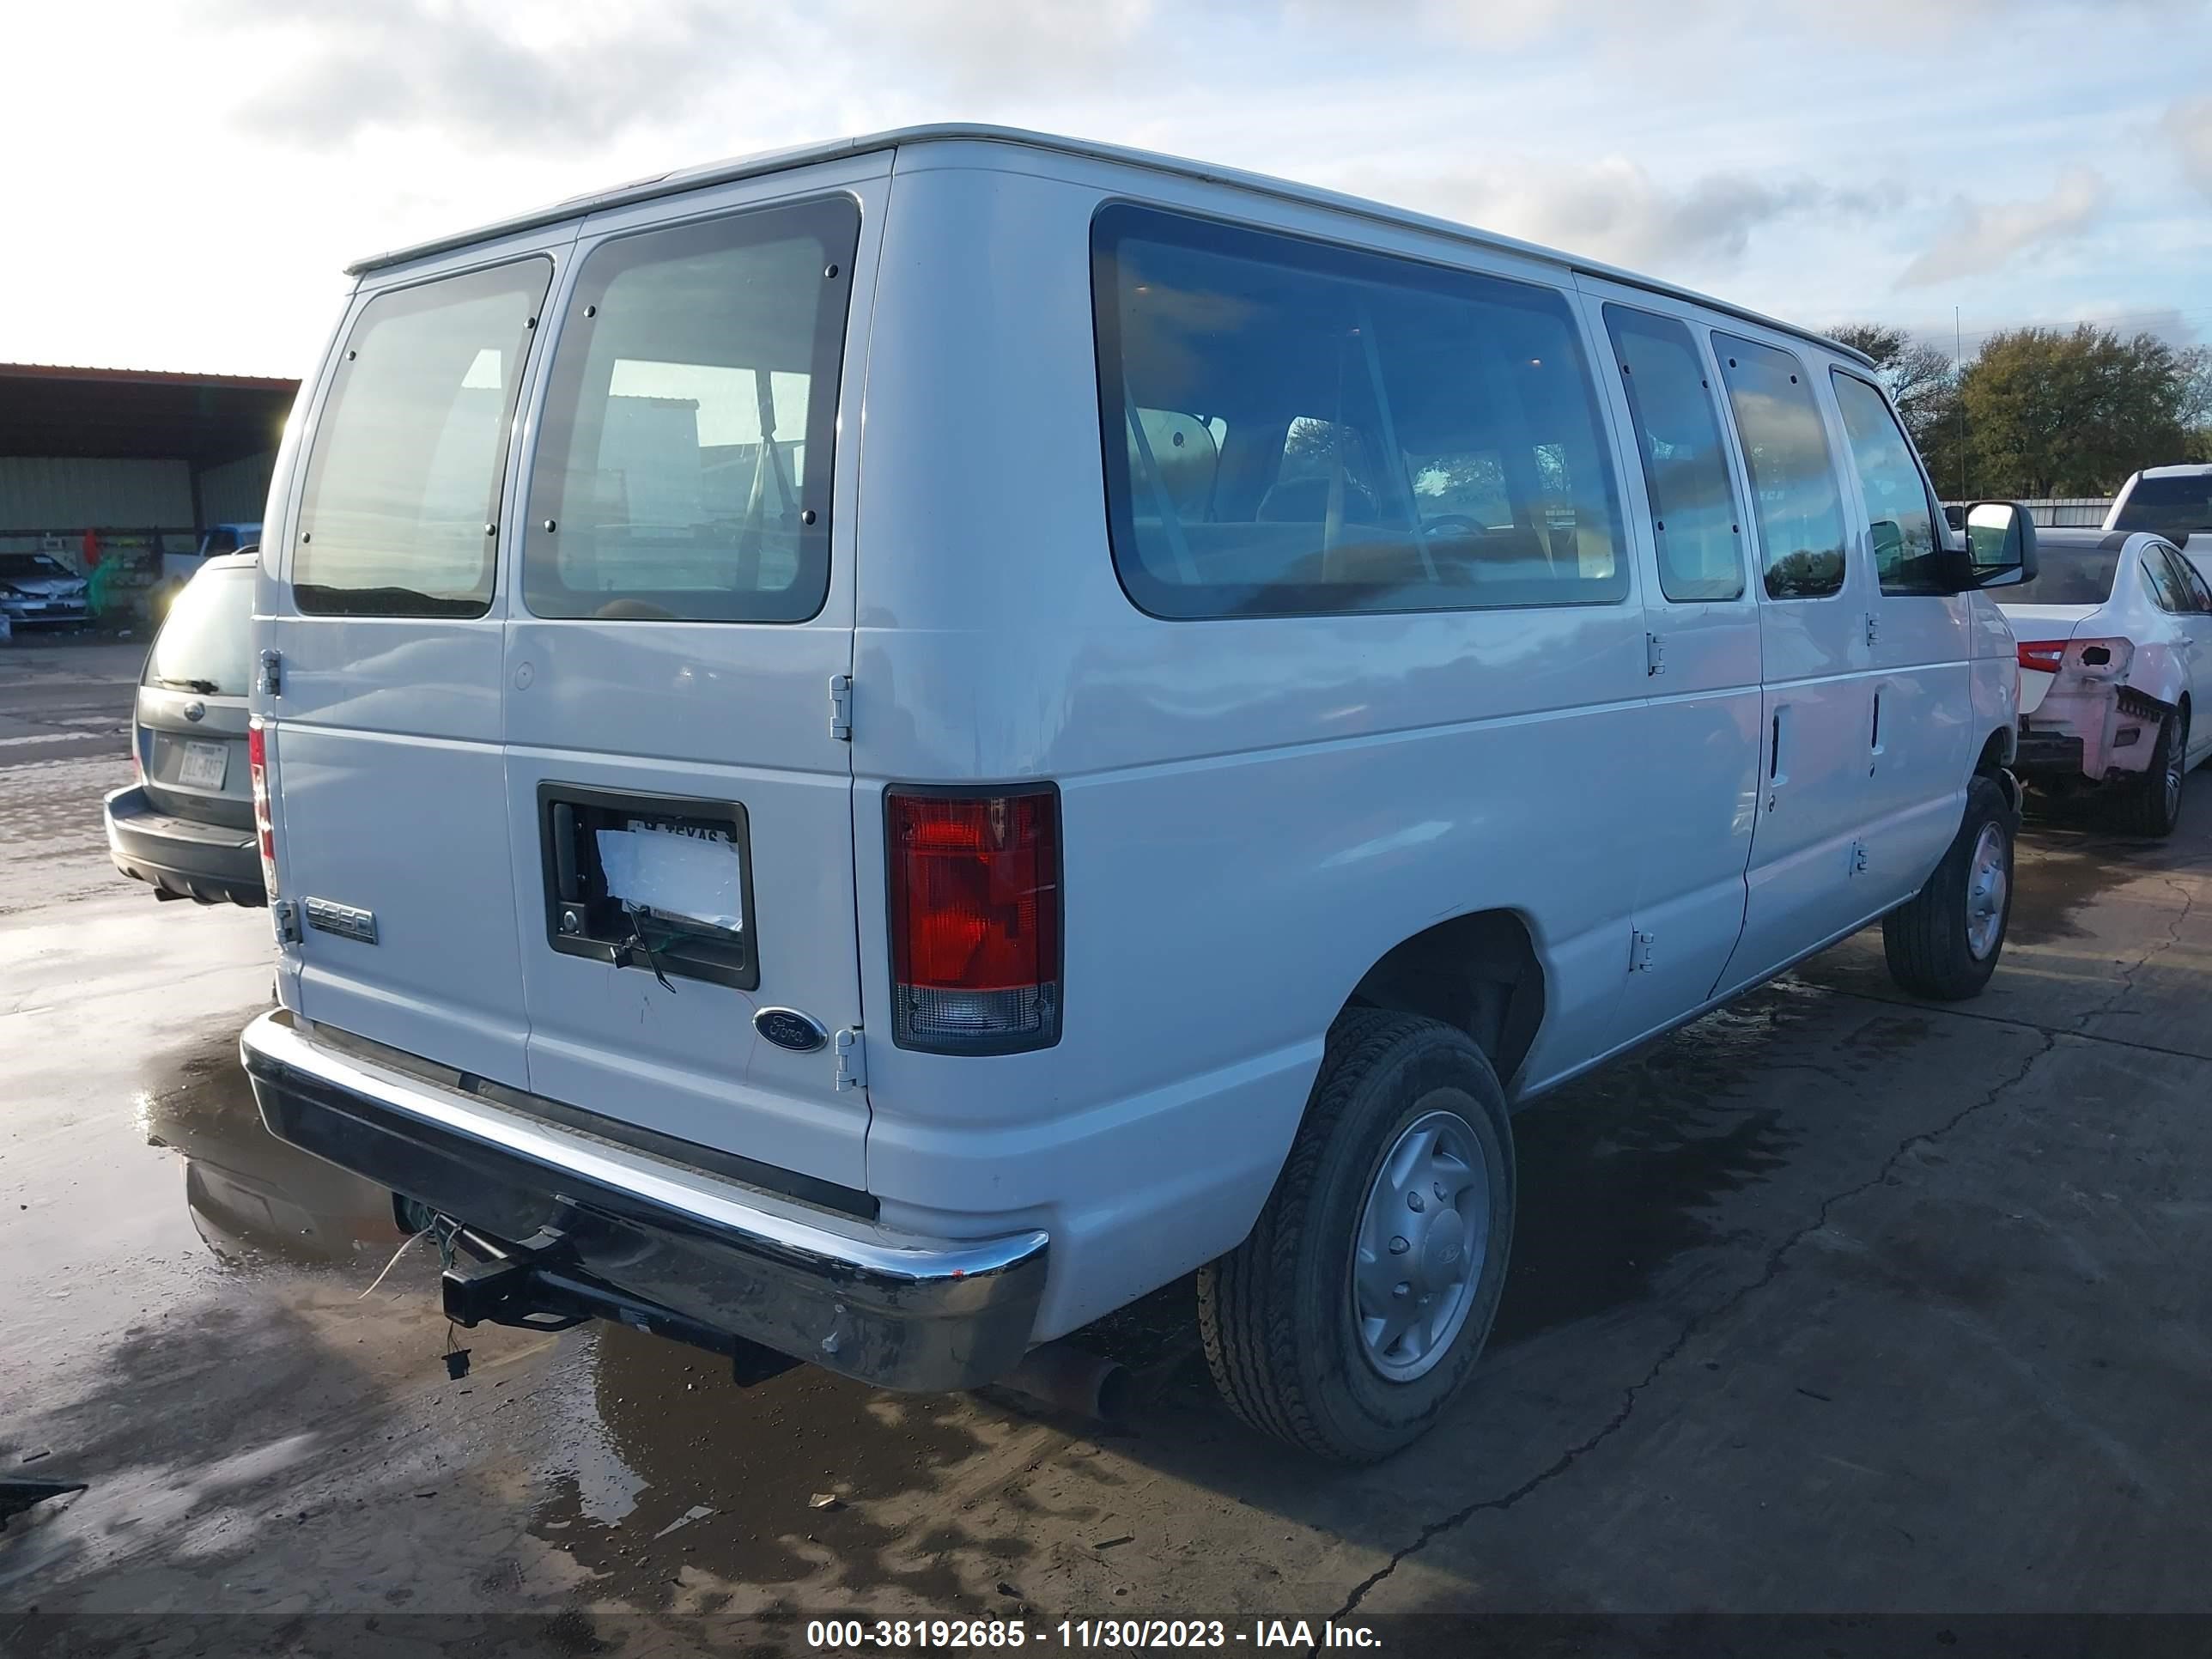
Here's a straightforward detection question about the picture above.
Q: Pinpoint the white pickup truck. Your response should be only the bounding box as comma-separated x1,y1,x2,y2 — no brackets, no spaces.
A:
2106,465,2212,580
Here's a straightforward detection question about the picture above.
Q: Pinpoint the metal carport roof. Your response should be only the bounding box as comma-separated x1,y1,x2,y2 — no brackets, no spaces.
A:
0,362,298,467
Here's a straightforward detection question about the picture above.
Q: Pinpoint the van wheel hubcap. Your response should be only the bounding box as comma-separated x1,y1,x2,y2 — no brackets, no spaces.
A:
1352,1104,1487,1382
1964,822,2008,961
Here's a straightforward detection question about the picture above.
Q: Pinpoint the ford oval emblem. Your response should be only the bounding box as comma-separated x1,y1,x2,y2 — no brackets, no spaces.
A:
753,1006,829,1053
182,700,206,722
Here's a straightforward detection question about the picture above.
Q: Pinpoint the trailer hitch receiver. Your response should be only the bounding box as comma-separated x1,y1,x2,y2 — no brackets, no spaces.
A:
437,1222,799,1386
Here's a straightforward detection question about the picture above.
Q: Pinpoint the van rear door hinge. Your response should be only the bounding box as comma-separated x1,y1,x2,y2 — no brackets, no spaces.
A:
1864,612,1880,649
258,647,283,697
1850,838,1869,877
828,674,853,742
834,1026,866,1091
1629,929,1655,972
1644,633,1666,678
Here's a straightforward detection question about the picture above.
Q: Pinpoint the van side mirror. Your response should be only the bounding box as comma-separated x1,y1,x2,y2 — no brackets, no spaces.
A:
1956,500,2038,589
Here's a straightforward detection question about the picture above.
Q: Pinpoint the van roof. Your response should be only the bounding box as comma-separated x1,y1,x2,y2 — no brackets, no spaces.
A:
346,122,1874,370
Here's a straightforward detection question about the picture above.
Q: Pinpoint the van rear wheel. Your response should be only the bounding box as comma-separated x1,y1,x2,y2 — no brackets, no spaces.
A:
1881,773,2016,1000
1196,1010,1513,1463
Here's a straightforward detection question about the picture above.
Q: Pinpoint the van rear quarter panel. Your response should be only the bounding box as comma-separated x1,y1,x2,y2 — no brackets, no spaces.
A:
853,149,1651,1335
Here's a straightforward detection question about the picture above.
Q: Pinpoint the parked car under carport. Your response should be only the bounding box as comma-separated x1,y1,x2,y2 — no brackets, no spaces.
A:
0,550,91,629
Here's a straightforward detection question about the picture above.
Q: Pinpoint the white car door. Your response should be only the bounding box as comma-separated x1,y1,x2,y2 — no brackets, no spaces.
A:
2155,543,2212,763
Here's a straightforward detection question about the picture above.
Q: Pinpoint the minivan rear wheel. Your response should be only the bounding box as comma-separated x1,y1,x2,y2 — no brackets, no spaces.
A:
1196,1010,1513,1463
1881,772,2016,1000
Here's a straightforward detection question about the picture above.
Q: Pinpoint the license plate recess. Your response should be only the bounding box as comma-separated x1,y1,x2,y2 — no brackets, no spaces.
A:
538,784,757,991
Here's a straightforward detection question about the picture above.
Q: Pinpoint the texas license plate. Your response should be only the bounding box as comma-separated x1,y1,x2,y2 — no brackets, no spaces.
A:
178,740,228,790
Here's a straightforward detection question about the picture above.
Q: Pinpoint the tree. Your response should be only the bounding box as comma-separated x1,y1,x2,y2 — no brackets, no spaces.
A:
1828,323,1958,449
1957,325,2199,499
2179,345,2212,465
1829,322,1964,496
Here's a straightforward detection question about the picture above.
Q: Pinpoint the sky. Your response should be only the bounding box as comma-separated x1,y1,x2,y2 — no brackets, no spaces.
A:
4,0,2209,380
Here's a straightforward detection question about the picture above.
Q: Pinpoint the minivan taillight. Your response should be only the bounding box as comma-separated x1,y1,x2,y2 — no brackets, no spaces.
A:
248,719,278,903
887,787,1060,1053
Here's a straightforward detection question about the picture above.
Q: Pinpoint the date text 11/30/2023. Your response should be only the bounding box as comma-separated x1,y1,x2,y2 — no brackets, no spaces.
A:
804,1619,1383,1649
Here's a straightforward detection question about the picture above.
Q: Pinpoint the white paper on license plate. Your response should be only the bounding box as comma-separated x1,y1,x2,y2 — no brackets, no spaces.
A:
179,740,229,790
596,824,743,934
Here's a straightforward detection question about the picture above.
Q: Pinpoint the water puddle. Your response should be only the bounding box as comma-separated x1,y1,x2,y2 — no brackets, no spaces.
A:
1494,986,1809,1345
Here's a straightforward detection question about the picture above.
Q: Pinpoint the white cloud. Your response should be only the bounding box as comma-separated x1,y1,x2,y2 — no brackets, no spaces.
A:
1,0,2201,375
1349,158,1870,276
2165,96,2212,200
1297,0,2197,46
209,0,1164,149
1897,167,2106,287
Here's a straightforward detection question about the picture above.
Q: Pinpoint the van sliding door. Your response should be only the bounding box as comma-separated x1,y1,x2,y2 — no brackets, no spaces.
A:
1577,281,1762,1046
1708,331,1878,995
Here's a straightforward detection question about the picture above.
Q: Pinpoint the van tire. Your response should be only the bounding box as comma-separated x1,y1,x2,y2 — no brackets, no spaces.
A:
1196,1009,1514,1463
1881,773,2016,1000
2112,709,2185,839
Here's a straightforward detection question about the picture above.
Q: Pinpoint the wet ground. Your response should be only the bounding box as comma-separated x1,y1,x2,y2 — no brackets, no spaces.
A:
5,636,2211,1649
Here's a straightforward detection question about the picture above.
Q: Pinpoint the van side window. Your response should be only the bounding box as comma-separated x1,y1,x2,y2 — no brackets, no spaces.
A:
294,258,552,617
1712,333,1848,601
1601,305,1745,603
1830,371,1945,596
1092,204,1627,619
522,196,860,624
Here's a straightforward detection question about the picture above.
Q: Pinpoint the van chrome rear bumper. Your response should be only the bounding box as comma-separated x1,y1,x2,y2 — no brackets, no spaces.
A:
238,1011,1048,1391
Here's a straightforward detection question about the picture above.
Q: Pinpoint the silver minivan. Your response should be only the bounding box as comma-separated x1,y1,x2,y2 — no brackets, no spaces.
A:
106,551,264,906
241,126,2032,1461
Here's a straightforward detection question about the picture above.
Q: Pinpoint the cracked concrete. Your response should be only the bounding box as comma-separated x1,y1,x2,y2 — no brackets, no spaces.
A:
5,641,2210,1644
1329,1027,2067,1621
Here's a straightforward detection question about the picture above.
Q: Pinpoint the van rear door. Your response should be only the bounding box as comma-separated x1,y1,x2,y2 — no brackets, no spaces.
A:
500,165,884,1193
268,235,567,1084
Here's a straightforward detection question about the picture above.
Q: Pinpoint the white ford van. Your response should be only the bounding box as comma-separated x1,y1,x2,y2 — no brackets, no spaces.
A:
240,125,2033,1462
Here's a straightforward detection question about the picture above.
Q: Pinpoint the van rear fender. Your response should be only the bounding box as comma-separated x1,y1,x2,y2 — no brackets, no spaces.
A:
1345,908,1546,1098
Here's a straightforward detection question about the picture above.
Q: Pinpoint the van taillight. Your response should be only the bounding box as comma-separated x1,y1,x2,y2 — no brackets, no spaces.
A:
887,787,1060,1053
248,720,278,902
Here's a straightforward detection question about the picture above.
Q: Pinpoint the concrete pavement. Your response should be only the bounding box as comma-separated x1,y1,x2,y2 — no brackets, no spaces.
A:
3,639,2208,1649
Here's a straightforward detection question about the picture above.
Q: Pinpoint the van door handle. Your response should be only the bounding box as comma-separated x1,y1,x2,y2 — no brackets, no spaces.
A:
1870,688,1884,774
1766,707,1787,811
550,803,580,901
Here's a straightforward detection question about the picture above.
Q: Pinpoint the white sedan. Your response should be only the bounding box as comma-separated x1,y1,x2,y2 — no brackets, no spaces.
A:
2002,527,2212,837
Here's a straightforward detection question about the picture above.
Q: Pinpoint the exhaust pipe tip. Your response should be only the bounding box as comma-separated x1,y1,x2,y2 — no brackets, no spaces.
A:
997,1341,1133,1424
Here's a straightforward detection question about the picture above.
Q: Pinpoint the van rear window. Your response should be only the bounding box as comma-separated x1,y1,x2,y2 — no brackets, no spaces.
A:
1091,205,1626,619
520,196,859,623
294,258,551,617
